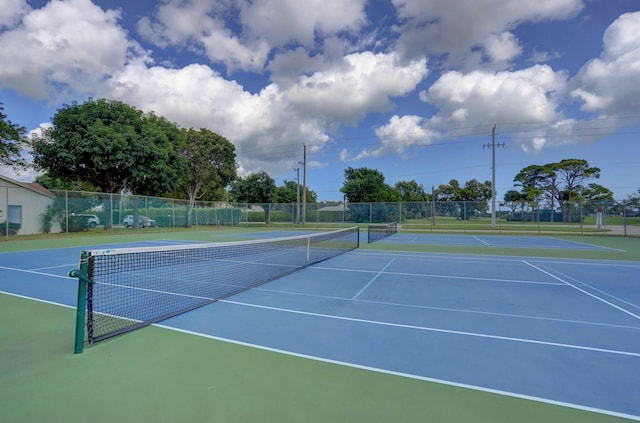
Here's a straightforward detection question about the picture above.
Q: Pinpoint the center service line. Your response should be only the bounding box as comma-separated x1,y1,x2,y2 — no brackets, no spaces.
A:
351,258,395,300
523,260,640,321
472,236,490,245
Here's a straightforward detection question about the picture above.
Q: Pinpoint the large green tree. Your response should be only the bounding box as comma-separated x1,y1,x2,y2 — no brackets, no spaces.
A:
552,159,601,222
230,171,277,203
459,179,492,202
35,173,99,191
514,164,559,222
0,102,27,169
514,159,601,223
394,180,428,201
579,183,614,215
434,179,491,219
128,113,185,197
340,167,400,203
178,128,237,227
31,98,183,228
275,180,317,204
625,188,640,216
503,189,524,220
394,180,429,220
230,171,277,223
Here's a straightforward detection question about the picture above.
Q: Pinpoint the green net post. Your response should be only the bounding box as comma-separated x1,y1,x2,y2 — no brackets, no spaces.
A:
70,251,91,354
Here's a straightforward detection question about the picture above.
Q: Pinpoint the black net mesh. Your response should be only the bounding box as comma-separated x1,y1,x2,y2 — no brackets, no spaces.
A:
367,223,398,243
83,227,359,343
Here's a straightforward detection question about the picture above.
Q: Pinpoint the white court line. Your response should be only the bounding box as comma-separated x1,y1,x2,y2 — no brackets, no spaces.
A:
221,299,640,357
0,290,75,309
32,264,77,271
473,236,490,245
352,249,640,267
523,261,640,321
312,265,564,286
546,266,640,311
548,236,626,252
351,258,395,300
0,266,74,280
254,285,640,331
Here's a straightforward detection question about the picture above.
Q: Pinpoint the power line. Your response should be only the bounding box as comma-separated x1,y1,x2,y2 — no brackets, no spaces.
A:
232,115,640,163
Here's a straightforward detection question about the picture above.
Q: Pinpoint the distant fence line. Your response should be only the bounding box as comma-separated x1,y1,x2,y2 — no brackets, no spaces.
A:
2,188,639,238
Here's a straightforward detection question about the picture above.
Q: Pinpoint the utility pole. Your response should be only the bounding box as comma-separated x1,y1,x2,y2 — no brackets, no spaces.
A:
483,125,505,226
295,165,300,224
302,144,307,225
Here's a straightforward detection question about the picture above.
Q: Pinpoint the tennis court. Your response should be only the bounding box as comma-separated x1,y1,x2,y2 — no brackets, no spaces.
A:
1,229,639,422
370,232,623,250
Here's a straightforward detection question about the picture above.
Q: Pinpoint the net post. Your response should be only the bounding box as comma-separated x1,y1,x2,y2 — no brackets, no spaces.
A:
70,251,91,354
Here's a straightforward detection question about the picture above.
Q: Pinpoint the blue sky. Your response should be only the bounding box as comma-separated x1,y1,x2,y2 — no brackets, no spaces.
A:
1,0,639,201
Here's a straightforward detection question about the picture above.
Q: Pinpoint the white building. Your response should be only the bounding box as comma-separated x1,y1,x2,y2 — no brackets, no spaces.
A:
0,174,60,235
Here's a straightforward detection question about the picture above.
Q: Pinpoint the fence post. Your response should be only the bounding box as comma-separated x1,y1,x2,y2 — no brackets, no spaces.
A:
3,187,7,241
623,199,627,237
65,191,69,234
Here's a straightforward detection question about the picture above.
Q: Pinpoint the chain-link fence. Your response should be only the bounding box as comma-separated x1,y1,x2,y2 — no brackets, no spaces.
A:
2,187,639,239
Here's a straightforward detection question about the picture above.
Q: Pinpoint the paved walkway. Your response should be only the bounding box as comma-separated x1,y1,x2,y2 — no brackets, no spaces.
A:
599,225,640,236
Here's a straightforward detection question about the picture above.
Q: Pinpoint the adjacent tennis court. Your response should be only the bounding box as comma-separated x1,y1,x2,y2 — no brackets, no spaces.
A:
1,229,639,422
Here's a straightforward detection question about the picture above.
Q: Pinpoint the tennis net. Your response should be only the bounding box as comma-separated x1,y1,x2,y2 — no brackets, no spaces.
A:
70,226,359,353
367,222,399,243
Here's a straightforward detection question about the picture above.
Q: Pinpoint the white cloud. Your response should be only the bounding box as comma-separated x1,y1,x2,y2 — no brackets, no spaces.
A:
104,53,427,170
103,61,328,175
571,11,640,115
3,0,634,185
0,1,426,177
136,0,224,47
267,48,326,88
416,65,585,153
391,0,583,67
0,0,30,29
101,52,426,172
515,117,620,154
199,30,271,72
342,114,437,162
521,137,546,154
137,0,271,72
422,65,566,125
285,52,428,125
137,0,367,73
0,0,135,99
240,0,367,48
482,32,522,68
0,165,40,182
374,115,435,155
527,49,561,64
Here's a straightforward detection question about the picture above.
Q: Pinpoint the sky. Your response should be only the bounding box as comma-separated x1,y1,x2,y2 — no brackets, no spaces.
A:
1,0,639,202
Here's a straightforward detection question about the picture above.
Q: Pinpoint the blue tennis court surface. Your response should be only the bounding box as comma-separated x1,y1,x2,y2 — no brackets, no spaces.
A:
230,230,621,251
374,233,622,250
1,236,638,420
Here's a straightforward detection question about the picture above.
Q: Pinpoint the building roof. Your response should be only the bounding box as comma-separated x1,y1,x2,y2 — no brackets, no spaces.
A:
0,174,56,199
318,203,348,212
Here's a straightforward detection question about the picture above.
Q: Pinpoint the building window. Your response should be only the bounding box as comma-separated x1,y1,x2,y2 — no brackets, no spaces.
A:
8,205,22,227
